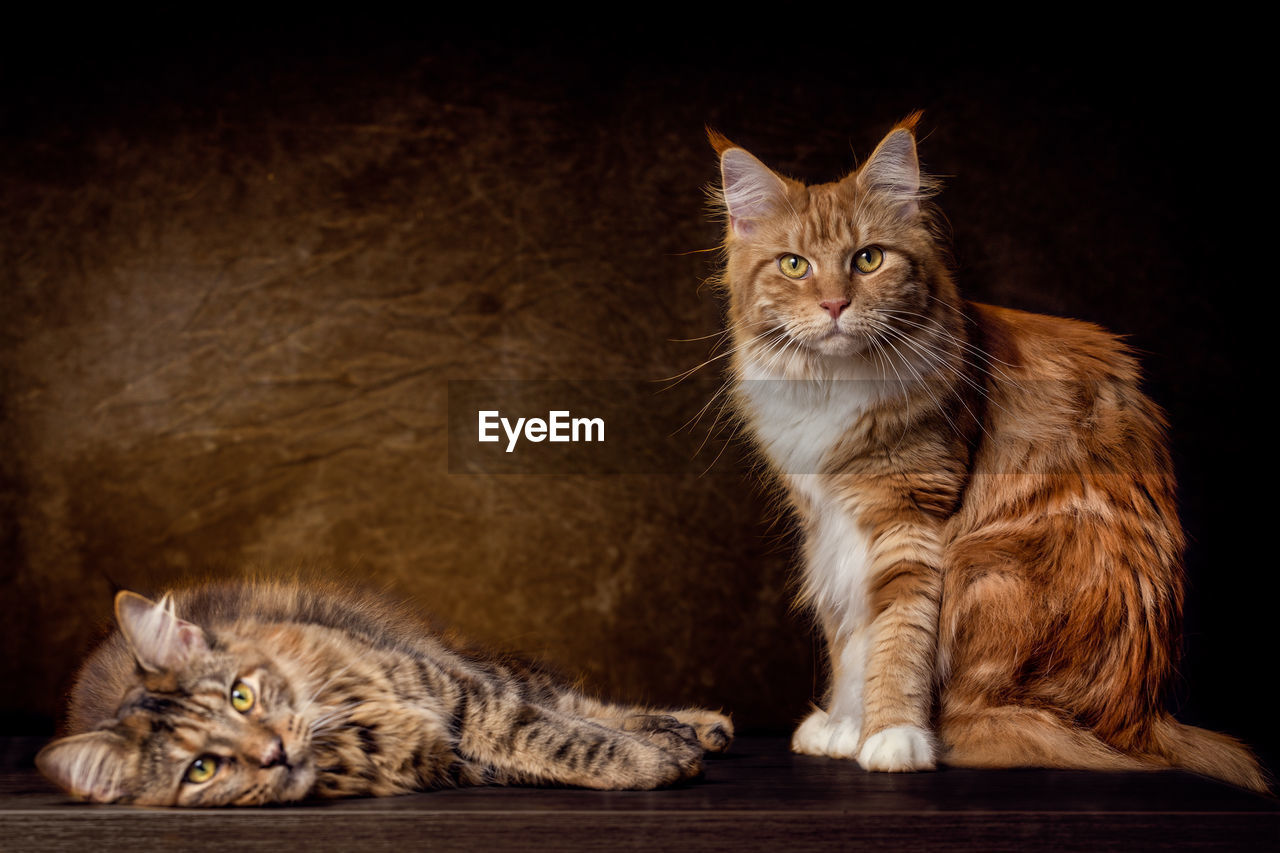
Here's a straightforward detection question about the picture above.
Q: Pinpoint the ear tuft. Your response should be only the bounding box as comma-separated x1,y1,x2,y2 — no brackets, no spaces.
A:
893,109,924,135
37,731,134,803
115,590,208,673
706,127,737,156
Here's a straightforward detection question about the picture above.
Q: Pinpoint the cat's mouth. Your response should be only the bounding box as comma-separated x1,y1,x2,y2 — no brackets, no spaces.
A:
802,324,873,357
276,759,317,802
264,740,316,802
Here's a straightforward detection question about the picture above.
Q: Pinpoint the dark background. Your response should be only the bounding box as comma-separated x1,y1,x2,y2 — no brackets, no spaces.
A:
2,23,1272,774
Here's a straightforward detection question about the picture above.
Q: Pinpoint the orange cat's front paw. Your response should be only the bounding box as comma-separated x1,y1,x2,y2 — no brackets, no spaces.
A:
857,725,936,772
791,708,862,758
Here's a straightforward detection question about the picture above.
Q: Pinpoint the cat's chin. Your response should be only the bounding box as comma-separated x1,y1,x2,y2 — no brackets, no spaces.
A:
805,329,872,358
276,762,317,802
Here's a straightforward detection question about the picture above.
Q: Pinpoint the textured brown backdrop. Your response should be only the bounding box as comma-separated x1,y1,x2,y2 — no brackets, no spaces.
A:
2,29,1272,770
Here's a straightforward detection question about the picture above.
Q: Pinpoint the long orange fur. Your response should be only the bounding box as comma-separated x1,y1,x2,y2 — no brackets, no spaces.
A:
710,115,1267,791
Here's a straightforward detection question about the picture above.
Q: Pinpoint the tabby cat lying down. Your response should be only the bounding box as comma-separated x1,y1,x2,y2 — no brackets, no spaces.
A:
37,582,733,805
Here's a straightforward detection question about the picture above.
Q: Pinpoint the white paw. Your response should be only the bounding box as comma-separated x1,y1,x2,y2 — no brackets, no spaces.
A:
791,708,862,759
857,725,936,772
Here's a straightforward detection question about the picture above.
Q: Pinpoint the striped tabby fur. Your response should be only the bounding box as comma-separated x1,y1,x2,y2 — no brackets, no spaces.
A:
37,581,732,805
710,115,1267,791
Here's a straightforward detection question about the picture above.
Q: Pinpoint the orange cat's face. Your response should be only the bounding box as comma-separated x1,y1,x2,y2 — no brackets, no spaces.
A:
726,182,936,360
714,118,956,377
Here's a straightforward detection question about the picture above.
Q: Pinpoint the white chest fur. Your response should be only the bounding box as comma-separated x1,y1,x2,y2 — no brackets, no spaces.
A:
735,363,881,476
796,477,873,632
735,361,887,632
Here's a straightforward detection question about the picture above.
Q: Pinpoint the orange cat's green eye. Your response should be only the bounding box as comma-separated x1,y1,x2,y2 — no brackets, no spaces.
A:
853,246,884,274
779,254,810,279
230,681,255,713
185,755,218,785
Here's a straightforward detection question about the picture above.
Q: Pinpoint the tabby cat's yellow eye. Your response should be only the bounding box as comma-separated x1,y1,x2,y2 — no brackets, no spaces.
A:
185,755,218,784
230,681,255,713
853,246,884,274
778,254,810,279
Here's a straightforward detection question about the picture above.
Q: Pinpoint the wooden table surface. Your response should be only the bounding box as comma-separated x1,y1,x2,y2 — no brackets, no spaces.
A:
2,736,1275,851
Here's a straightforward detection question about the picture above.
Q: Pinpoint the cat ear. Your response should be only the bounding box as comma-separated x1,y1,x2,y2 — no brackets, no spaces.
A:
115,590,209,673
36,731,134,802
714,135,789,238
857,113,929,219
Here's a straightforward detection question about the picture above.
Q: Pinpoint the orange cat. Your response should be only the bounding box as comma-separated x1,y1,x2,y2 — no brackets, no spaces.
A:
711,114,1267,791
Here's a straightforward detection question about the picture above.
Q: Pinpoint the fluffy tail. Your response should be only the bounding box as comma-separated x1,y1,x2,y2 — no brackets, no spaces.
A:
941,706,1271,794
1149,716,1270,794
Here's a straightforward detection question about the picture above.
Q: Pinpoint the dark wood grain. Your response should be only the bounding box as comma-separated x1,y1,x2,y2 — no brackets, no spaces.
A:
2,737,1275,851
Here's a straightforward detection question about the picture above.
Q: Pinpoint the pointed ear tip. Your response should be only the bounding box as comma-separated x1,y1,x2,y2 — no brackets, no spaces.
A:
706,127,738,157
894,110,924,135
113,590,151,617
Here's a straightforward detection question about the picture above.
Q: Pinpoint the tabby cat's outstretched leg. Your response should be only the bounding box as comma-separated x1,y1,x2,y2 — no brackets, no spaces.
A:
665,707,734,753
553,693,734,753
455,698,701,790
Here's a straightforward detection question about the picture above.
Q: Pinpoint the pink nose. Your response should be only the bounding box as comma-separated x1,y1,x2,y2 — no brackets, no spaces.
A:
820,299,849,320
259,735,287,768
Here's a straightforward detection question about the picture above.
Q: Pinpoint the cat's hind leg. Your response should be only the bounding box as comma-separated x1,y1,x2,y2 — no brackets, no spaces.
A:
936,550,1157,768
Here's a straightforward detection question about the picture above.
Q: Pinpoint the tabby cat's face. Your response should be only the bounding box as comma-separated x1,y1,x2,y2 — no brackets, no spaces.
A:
38,594,321,805
115,643,316,805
